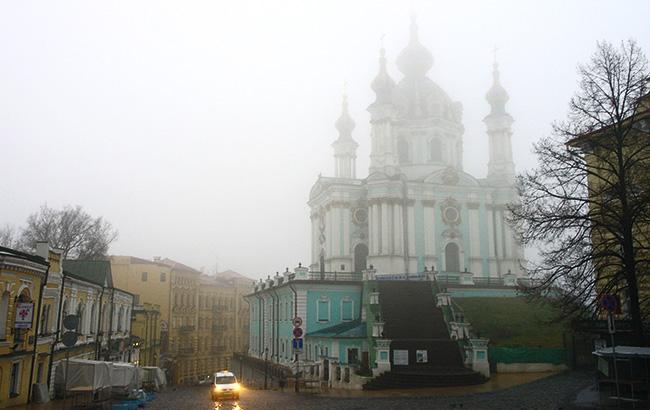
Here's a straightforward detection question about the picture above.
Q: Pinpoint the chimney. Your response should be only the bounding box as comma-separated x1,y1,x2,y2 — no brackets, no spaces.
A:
36,241,49,261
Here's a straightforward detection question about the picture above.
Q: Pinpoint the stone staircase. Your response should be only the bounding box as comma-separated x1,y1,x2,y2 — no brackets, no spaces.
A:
363,281,485,390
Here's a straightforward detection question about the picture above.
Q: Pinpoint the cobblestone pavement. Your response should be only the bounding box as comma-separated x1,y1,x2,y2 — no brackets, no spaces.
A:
147,371,593,410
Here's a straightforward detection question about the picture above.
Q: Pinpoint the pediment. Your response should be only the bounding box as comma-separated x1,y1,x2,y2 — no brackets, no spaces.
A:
423,167,480,187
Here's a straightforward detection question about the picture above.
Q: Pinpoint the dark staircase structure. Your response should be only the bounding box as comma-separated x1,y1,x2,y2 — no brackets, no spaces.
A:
363,281,485,390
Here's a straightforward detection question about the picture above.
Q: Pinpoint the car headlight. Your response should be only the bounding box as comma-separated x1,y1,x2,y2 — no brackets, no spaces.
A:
233,383,240,391
214,385,221,391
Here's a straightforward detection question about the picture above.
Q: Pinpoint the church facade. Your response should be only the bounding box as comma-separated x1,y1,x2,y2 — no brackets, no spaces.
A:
309,19,524,280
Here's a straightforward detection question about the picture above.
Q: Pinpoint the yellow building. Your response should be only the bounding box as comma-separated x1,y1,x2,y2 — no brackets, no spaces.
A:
163,258,200,384
131,303,161,367
110,256,252,385
569,92,650,323
0,245,49,408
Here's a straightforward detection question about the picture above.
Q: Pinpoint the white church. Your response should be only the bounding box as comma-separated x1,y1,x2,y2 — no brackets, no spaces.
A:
308,18,525,280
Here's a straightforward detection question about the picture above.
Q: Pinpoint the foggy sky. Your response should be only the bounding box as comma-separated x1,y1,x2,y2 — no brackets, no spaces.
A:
1,0,649,279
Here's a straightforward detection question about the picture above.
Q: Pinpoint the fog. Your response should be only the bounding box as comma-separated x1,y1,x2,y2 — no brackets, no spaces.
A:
1,0,649,278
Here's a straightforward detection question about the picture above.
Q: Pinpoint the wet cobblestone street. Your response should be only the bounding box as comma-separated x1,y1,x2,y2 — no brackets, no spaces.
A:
147,371,593,410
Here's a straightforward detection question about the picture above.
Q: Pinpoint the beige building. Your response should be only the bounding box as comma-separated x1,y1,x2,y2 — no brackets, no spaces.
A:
110,256,252,384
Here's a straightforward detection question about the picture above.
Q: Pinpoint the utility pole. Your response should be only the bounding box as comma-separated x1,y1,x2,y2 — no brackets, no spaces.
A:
295,352,300,393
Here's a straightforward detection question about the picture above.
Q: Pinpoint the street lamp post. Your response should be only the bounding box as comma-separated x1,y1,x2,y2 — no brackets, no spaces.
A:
264,347,269,390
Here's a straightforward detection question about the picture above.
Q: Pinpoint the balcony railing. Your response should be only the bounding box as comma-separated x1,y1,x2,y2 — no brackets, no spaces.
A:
303,271,362,281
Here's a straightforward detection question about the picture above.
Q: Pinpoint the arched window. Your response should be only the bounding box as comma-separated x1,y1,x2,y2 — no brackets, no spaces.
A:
445,243,461,272
353,243,369,273
90,303,97,334
76,303,85,334
398,138,410,164
0,292,9,340
430,138,442,162
117,307,124,332
40,304,50,335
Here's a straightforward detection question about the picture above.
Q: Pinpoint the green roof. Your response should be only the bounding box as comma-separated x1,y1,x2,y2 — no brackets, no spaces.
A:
307,319,367,339
63,260,113,287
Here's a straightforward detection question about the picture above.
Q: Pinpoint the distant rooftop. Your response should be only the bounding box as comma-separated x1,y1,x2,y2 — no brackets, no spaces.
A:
216,270,253,282
63,259,113,287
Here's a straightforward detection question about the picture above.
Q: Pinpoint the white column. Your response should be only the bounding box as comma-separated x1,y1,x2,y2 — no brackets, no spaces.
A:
381,202,389,255
393,204,403,255
407,206,416,257
342,207,350,257
372,203,381,255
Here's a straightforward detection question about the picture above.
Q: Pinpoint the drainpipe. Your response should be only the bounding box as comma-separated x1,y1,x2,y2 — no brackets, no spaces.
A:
27,261,50,403
47,271,67,390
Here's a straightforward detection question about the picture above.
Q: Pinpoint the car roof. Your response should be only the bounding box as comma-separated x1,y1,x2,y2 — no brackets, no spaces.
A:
215,371,235,378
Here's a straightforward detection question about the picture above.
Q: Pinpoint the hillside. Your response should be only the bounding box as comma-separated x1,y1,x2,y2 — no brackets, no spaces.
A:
454,297,569,348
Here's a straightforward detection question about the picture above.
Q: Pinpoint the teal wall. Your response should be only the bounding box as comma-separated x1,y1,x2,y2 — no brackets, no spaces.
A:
306,288,362,332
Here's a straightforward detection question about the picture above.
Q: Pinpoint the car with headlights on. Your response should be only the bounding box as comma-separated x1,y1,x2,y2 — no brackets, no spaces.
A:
211,371,240,401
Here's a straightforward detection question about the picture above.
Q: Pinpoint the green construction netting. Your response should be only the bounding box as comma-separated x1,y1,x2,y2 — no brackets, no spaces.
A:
488,347,568,364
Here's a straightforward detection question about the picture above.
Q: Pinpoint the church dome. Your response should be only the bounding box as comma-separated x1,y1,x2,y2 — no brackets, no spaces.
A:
486,63,509,115
335,94,356,137
370,48,396,105
396,17,433,78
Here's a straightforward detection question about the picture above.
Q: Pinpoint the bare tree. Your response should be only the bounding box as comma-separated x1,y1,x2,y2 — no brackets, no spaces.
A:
20,204,118,259
510,40,650,344
0,224,22,249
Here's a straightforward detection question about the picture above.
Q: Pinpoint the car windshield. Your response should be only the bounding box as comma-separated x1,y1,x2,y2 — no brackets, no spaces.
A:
214,376,236,384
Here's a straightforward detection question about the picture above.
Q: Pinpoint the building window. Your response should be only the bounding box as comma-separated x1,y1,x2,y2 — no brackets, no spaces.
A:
160,272,166,282
9,361,20,397
0,292,9,340
89,303,97,334
317,299,330,322
141,272,148,282
76,303,85,334
341,300,354,321
40,304,50,336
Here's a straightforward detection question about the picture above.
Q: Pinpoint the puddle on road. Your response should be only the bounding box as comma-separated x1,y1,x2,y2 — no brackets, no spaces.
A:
318,372,560,398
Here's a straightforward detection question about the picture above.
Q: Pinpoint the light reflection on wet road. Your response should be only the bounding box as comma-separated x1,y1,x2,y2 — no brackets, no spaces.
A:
214,400,243,410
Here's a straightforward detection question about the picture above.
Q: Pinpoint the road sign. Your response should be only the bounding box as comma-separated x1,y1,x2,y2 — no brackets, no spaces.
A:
292,316,303,327
601,294,619,313
293,327,303,338
63,314,79,331
14,303,34,329
62,331,79,347
292,338,303,351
